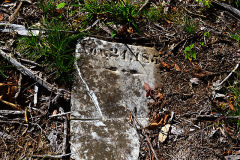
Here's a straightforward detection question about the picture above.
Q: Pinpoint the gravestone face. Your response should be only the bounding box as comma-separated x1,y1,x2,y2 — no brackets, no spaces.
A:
70,37,160,160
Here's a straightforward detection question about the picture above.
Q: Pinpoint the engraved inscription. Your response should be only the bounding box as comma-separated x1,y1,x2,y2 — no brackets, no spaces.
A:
80,37,160,64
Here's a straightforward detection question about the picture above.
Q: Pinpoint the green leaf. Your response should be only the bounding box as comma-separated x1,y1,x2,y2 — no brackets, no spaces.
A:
57,2,65,9
111,31,117,38
192,52,196,59
185,46,190,52
190,43,194,49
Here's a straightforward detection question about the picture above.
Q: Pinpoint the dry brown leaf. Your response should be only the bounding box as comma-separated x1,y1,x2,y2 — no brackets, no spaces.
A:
163,113,169,124
53,109,58,115
160,62,168,68
144,82,152,97
0,13,3,21
145,122,159,130
145,114,164,130
127,26,133,37
229,101,236,113
159,124,171,143
174,64,181,71
129,113,132,123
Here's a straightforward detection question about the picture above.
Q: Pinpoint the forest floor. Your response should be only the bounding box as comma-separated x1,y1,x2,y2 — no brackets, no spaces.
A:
1,0,240,159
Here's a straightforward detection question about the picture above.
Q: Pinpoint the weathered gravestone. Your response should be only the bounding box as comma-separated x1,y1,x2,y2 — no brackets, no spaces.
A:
70,37,160,160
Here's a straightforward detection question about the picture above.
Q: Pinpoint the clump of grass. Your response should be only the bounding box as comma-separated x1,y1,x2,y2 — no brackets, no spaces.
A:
228,73,240,115
230,32,240,43
16,19,82,84
79,0,142,32
183,43,196,61
183,15,199,34
144,6,163,21
112,0,140,30
37,0,57,17
196,0,212,8
226,72,240,131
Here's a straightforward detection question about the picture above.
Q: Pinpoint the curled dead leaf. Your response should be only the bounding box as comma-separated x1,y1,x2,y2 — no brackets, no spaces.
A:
144,82,152,98
174,64,181,71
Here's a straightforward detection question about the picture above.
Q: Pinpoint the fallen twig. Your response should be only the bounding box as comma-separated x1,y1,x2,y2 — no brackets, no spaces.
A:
218,62,239,86
0,110,24,115
5,1,22,29
31,153,71,158
197,114,240,119
139,0,149,12
14,73,22,99
0,98,22,110
49,112,71,118
0,49,70,99
131,114,159,160
145,135,159,160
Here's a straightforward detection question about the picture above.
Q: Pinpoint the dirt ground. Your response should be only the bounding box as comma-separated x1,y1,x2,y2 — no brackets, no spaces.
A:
1,0,240,159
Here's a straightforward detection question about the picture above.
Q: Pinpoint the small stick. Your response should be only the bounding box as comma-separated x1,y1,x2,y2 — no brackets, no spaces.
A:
0,110,24,115
218,63,239,86
131,114,159,160
5,1,22,29
31,153,71,158
145,134,159,160
139,0,149,12
33,84,39,107
197,114,240,119
49,112,71,117
14,73,22,99
0,98,22,110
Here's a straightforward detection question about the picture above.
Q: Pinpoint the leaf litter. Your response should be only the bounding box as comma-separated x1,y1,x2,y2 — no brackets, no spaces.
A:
1,0,240,159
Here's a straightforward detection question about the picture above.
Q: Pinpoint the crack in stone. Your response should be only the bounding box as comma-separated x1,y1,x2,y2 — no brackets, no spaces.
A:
74,61,103,119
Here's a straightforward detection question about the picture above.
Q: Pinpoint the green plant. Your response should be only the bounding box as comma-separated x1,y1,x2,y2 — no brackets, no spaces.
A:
196,0,212,8
184,43,196,61
38,0,57,16
230,32,240,43
200,30,210,46
183,15,199,34
110,0,140,31
204,30,210,38
56,2,65,9
79,0,111,29
144,6,163,21
16,19,82,84
227,73,240,130
227,0,240,8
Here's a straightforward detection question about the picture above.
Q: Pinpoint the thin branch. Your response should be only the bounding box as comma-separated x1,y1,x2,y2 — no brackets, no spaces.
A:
0,110,24,115
31,153,71,158
0,98,22,110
